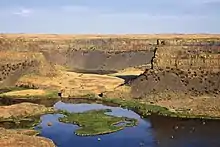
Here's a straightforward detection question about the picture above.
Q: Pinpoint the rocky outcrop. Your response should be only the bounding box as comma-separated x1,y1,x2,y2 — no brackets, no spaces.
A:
130,68,220,98
130,38,220,99
153,45,220,71
0,51,57,87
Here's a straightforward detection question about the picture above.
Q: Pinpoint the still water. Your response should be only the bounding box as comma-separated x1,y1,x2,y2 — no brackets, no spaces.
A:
36,101,220,147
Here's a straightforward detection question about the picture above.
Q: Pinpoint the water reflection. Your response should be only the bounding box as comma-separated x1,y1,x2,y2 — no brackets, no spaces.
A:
36,101,220,147
1,98,220,147
37,102,157,147
149,115,220,147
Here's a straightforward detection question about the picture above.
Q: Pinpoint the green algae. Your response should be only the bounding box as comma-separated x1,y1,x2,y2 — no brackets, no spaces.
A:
58,109,138,136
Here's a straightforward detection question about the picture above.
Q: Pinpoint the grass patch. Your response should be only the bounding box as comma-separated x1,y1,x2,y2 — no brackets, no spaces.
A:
0,108,55,131
58,109,138,136
102,98,220,120
74,95,220,120
100,98,173,117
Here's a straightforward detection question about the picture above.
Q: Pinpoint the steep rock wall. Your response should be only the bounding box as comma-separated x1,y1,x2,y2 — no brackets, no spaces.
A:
131,68,220,98
154,45,220,71
1,35,220,95
0,51,56,87
42,49,154,72
130,41,220,99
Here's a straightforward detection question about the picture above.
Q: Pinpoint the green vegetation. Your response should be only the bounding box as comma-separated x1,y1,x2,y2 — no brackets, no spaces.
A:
58,109,138,136
76,96,220,120
103,98,220,119
76,96,173,117
100,98,173,117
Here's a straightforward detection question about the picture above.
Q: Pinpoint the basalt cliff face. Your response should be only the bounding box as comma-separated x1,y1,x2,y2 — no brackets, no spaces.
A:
130,38,220,99
0,34,220,99
0,35,155,86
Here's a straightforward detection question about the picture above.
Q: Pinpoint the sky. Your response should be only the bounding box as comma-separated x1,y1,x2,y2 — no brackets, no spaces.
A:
0,0,220,34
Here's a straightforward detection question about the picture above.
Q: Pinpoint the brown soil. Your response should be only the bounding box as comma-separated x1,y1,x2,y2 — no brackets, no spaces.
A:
1,89,46,97
0,103,53,119
108,67,145,76
0,127,55,147
16,71,125,97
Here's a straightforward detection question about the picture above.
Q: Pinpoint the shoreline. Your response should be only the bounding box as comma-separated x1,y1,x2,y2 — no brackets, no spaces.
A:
1,95,220,121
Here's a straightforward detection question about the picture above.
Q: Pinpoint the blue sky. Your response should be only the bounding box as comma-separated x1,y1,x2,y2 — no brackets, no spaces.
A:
0,0,220,34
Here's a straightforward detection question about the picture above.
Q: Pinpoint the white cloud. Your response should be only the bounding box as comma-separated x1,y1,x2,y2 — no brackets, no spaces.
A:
13,8,32,17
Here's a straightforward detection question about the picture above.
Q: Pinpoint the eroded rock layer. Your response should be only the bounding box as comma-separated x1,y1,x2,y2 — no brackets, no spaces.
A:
1,34,220,99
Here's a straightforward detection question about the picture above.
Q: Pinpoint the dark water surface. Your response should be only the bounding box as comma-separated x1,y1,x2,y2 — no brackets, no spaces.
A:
34,101,220,147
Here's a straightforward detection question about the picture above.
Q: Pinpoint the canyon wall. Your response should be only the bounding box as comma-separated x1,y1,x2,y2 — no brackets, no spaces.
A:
130,38,220,99
1,34,220,97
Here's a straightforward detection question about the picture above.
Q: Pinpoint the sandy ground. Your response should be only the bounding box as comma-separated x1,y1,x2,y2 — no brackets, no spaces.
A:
0,127,55,147
1,89,46,97
109,67,144,76
0,103,53,119
17,71,127,97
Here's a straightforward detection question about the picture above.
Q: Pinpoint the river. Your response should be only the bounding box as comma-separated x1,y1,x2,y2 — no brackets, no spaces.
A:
34,101,220,147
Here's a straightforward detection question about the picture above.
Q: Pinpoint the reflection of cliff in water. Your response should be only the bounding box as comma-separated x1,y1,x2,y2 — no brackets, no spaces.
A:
149,115,220,147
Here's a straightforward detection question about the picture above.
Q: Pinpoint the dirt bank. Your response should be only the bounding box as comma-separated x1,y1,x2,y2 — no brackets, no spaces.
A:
0,102,53,119
0,127,55,147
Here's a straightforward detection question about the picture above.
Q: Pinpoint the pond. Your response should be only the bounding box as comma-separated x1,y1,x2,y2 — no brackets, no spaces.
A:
34,101,220,147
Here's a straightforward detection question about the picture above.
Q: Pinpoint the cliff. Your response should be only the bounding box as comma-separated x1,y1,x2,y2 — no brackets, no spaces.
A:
1,34,220,95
